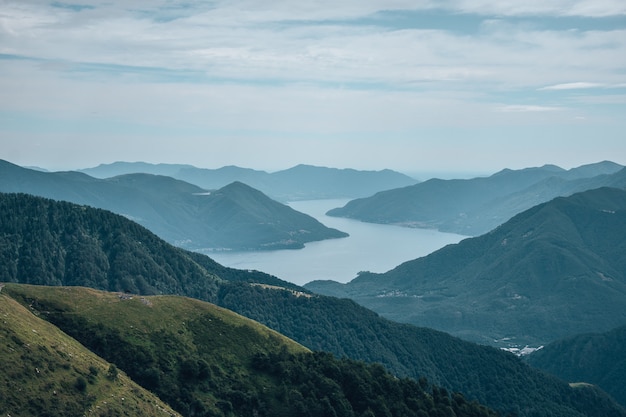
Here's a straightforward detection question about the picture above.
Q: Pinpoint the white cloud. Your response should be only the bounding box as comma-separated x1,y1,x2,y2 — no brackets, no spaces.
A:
540,82,626,90
496,105,564,112
449,0,626,17
1,0,625,172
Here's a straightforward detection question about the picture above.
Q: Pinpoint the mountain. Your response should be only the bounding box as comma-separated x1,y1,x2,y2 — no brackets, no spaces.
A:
327,161,625,235
1,192,624,417
79,162,418,200
0,159,347,250
308,187,626,347
526,324,626,408
189,181,348,250
0,284,181,417
2,284,507,417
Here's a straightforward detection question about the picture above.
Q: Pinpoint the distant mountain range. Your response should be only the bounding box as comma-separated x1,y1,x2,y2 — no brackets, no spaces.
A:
79,161,419,201
0,159,347,250
327,161,625,235
1,192,622,417
308,187,626,347
526,324,626,408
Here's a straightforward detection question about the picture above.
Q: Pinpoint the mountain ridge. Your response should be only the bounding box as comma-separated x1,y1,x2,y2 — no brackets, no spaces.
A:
79,161,418,201
327,161,625,235
2,283,508,417
0,159,347,250
1,191,624,417
308,187,626,347
0,285,182,417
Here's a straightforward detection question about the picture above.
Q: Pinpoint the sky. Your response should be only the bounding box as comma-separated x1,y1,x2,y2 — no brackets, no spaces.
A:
1,1,625,177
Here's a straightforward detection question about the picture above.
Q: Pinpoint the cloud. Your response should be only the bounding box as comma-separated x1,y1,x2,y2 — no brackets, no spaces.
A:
496,105,565,112
1,0,625,172
540,82,605,90
540,82,626,90
449,0,626,17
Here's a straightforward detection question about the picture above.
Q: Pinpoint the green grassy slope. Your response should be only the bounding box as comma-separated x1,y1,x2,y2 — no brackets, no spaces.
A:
2,192,625,417
0,286,181,417
3,284,501,417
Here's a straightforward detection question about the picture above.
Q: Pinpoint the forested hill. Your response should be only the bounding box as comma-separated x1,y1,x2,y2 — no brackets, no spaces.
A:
1,192,624,417
3,283,502,417
0,159,347,250
327,161,625,235
309,187,626,347
526,324,626,408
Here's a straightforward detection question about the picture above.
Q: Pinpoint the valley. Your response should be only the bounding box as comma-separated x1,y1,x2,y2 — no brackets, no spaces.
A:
210,199,465,285
1,160,626,416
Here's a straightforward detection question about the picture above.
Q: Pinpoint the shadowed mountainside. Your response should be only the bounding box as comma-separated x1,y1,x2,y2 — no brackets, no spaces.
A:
526,324,626,408
1,191,625,417
308,187,626,348
79,161,418,201
0,159,347,250
327,161,625,235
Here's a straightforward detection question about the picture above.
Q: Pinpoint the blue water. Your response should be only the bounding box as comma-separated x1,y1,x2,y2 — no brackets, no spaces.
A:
208,199,465,286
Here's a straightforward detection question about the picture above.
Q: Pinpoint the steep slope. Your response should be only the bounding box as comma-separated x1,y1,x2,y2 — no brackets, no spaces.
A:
327,161,625,235
309,187,626,347
79,161,418,200
3,284,500,417
0,160,347,250
0,286,181,417
526,325,626,407
2,192,624,417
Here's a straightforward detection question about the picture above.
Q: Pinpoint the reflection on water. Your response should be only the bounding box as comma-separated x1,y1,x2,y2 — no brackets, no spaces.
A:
208,199,465,286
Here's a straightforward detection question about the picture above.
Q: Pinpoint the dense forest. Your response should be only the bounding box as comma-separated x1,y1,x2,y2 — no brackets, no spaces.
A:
526,325,626,407
1,192,624,417
5,284,500,417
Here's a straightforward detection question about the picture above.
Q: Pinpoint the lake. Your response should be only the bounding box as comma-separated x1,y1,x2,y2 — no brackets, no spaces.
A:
208,199,466,286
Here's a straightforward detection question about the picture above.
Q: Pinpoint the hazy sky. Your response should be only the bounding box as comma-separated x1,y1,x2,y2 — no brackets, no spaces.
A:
1,1,625,176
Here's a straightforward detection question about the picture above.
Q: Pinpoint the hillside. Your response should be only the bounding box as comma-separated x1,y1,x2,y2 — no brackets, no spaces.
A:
327,161,625,235
526,325,626,408
309,187,626,347
0,159,347,250
2,284,500,417
0,285,181,417
1,192,624,417
79,161,418,201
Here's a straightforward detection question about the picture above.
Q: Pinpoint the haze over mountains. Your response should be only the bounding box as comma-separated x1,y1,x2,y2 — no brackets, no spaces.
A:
308,187,626,348
328,161,625,236
0,159,347,251
2,192,624,417
3,158,626,415
79,161,418,201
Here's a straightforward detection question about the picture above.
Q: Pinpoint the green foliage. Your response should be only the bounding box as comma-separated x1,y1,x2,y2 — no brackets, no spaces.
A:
251,350,500,417
0,291,180,417
5,284,498,417
0,161,349,250
2,192,625,417
312,187,626,347
215,283,626,417
0,192,221,298
526,325,626,407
